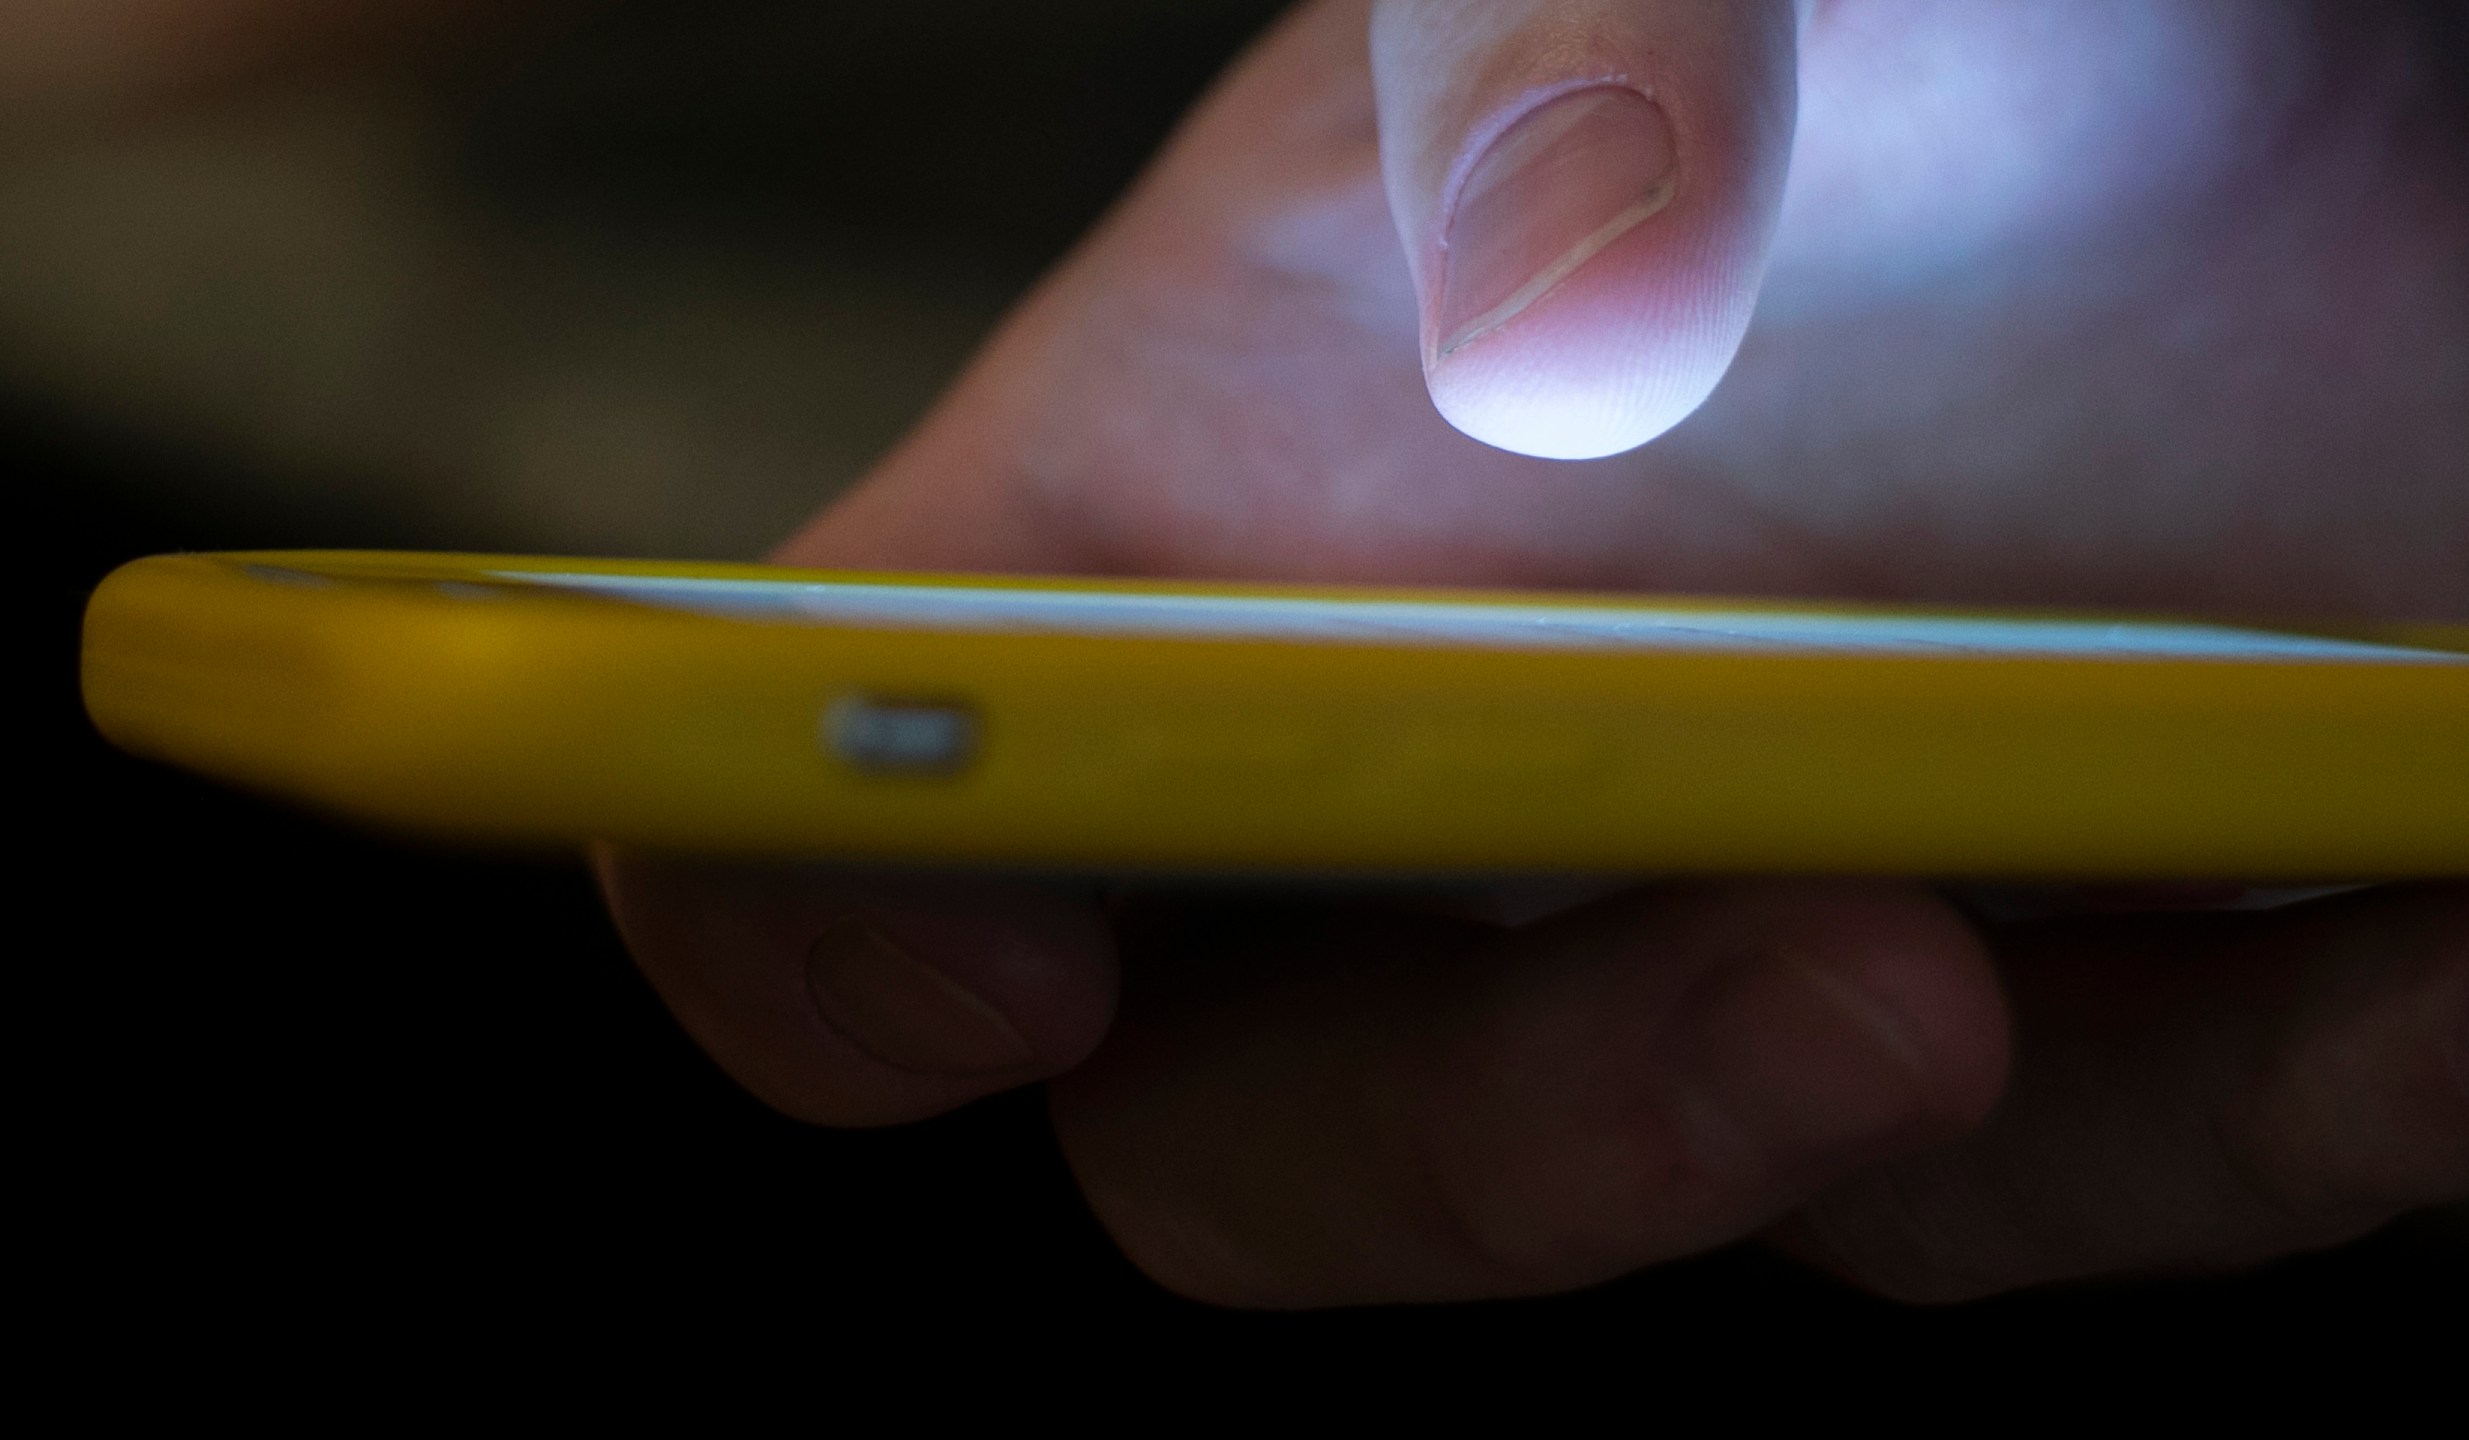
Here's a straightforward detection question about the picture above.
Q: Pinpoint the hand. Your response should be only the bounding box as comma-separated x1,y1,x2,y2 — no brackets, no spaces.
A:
602,0,2469,1306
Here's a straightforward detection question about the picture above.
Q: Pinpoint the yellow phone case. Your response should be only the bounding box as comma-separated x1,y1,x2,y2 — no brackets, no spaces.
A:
80,551,2469,877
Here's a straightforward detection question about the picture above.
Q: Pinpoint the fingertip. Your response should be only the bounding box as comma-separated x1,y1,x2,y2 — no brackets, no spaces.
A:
1770,885,2015,1139
1422,82,1765,460
1421,213,1766,460
596,850,1118,1126
1373,1,1797,460
1660,884,2010,1189
1418,83,1781,460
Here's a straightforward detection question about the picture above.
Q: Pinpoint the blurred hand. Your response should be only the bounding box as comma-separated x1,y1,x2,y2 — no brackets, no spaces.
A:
601,0,2457,1305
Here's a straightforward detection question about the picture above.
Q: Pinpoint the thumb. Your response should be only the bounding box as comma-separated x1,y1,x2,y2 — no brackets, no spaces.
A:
1371,0,1797,460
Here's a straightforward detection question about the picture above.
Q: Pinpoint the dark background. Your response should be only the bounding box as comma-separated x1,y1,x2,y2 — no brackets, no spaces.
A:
18,0,2463,1360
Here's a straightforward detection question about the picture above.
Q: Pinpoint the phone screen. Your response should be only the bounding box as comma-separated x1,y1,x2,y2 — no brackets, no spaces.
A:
473,568,2466,664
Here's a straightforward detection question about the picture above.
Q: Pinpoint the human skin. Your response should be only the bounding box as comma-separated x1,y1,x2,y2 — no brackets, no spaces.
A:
24,0,2463,1305
603,0,2469,1306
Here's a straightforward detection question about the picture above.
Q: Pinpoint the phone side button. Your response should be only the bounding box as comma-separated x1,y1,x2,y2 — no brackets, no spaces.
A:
822,695,980,777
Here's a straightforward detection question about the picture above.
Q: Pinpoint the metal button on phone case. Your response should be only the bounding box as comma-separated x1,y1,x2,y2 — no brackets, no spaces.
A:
824,695,979,775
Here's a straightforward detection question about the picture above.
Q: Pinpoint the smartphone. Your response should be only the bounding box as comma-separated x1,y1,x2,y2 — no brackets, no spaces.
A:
79,551,2469,877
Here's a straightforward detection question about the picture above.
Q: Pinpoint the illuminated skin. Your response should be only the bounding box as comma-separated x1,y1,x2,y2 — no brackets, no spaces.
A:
610,0,2469,1305
27,0,2464,1304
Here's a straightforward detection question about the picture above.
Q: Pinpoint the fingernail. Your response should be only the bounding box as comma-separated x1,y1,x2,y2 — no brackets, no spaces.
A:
1438,86,1676,358
806,918,1038,1074
1686,951,1935,1159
